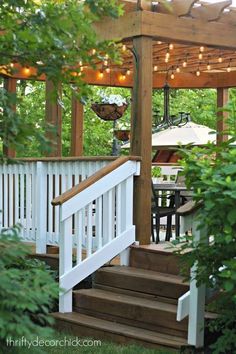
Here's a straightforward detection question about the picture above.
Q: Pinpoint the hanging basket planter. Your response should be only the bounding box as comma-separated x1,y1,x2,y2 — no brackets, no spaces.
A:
91,103,128,121
114,129,130,141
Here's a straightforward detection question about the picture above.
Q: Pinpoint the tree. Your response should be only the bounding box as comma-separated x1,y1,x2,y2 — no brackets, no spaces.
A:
0,0,123,158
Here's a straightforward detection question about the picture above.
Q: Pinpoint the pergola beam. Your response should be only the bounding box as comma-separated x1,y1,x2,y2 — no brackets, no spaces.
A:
141,11,236,50
95,10,236,50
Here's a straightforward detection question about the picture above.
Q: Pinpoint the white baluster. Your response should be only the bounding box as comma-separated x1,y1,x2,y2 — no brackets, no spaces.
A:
36,162,47,254
59,214,73,313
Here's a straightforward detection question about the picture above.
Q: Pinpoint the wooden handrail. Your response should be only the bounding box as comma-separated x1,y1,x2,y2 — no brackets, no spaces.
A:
6,156,117,163
51,156,141,206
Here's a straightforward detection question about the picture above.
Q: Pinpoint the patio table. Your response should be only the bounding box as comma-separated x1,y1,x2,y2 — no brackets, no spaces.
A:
154,183,191,238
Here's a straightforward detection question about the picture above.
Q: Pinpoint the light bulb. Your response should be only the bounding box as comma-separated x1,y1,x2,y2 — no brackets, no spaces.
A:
157,41,162,44
165,57,169,63
98,71,104,79
10,62,14,68
23,67,30,75
198,53,203,60
183,61,187,67
170,73,175,80
80,66,84,72
122,44,127,52
126,69,131,75
227,66,231,72
153,65,158,72
79,60,83,66
218,56,223,63
200,46,204,52
105,67,111,73
207,63,211,70
104,54,109,60
196,70,200,76
176,66,180,73
92,49,96,55
120,74,126,81
165,51,170,59
104,60,108,66
169,43,174,50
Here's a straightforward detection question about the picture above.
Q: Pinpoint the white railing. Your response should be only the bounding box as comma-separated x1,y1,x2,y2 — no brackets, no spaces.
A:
52,157,140,313
152,163,181,183
176,203,206,349
0,158,114,252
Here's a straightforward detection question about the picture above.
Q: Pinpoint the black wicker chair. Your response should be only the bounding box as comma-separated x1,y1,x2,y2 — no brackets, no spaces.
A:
151,182,176,243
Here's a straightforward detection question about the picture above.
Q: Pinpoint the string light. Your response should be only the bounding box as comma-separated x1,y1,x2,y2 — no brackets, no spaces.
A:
153,65,158,72
122,44,127,52
218,54,223,63
207,62,211,71
119,73,126,81
165,50,170,59
176,65,180,73
23,66,30,75
183,54,188,67
157,41,162,44
80,66,84,72
10,62,14,68
98,70,104,79
196,68,200,76
92,49,96,55
227,59,232,72
104,54,109,60
126,69,131,75
79,60,83,66
198,51,203,60
105,67,111,73
170,72,175,80
103,60,108,66
169,43,174,50
200,46,204,52
165,57,169,63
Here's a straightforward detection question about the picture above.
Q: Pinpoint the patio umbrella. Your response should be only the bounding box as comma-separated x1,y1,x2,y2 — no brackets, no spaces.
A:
122,121,216,149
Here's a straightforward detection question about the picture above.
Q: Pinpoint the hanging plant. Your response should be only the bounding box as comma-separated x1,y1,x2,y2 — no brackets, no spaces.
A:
91,94,128,121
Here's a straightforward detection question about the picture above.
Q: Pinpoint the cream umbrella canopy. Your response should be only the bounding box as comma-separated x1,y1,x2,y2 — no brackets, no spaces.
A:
151,121,216,148
122,121,216,149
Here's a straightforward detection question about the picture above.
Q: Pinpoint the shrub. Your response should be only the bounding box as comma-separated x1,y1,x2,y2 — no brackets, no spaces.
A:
178,138,236,354
0,226,58,347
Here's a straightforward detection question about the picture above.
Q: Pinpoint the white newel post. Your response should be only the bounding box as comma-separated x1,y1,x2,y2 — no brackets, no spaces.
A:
188,220,207,348
36,162,47,254
59,212,73,313
120,176,134,266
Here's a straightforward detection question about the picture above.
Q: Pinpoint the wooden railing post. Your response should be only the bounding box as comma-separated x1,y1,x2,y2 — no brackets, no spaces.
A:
131,36,153,245
36,162,47,254
188,220,207,348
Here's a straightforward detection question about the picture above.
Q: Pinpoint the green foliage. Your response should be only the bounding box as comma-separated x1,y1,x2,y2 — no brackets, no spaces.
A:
151,166,161,178
0,227,58,347
177,121,236,352
153,88,217,129
0,0,122,157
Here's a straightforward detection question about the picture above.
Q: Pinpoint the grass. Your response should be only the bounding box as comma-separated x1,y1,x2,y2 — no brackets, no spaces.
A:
1,332,178,354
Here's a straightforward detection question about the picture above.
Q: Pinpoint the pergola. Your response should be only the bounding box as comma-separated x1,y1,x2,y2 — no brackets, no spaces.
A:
2,0,236,244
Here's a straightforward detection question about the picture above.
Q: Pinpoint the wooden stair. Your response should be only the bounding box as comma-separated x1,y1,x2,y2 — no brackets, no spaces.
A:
52,244,190,350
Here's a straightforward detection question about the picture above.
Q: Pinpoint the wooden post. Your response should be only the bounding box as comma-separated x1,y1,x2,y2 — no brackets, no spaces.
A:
130,36,153,245
70,94,84,156
217,87,229,145
3,78,17,158
45,79,62,157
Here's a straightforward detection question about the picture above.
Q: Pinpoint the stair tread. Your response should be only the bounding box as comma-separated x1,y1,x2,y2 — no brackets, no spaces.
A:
52,312,187,347
32,253,59,259
97,266,188,285
74,288,179,313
